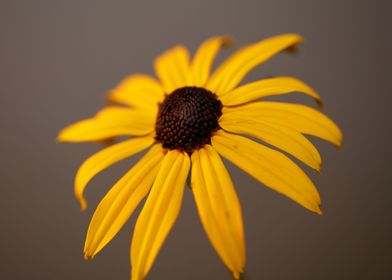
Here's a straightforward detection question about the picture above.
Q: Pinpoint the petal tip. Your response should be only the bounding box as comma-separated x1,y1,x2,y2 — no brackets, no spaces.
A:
291,33,304,43
83,252,93,260
314,158,322,173
315,205,323,215
234,271,246,280
278,33,304,44
221,35,234,47
316,99,324,108
80,203,87,212
307,160,322,173
57,128,80,143
335,136,343,149
77,196,88,211
56,131,67,143
317,168,322,175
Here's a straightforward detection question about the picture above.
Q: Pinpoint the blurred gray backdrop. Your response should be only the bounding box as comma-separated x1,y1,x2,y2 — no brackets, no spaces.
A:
0,0,391,279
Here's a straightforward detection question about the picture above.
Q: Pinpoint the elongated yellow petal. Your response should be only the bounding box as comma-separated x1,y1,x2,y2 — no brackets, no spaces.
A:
57,107,155,142
154,45,191,93
190,36,232,87
191,146,245,278
223,101,342,146
131,150,190,280
207,34,303,95
220,77,321,105
212,130,321,214
107,74,164,113
84,144,164,259
74,136,154,210
219,115,321,170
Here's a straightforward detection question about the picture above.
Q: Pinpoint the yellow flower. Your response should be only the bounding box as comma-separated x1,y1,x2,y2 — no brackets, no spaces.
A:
58,34,342,280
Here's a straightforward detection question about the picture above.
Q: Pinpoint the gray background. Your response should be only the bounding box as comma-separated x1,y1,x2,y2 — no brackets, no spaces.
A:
0,0,391,279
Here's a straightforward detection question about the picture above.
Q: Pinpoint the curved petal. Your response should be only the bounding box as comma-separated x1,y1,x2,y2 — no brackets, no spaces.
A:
207,34,303,95
212,130,321,214
74,136,154,210
84,144,164,259
220,77,321,106
107,74,164,114
131,150,190,280
57,107,155,142
219,115,321,170
223,102,342,146
190,36,232,87
154,45,191,93
191,146,245,279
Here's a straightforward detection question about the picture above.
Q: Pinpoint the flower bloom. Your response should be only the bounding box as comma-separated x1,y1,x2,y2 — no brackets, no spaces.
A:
58,34,342,280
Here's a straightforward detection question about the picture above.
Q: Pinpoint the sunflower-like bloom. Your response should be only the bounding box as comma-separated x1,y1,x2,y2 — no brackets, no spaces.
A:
58,34,342,280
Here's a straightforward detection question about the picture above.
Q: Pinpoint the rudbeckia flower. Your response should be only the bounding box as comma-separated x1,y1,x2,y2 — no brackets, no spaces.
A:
58,34,342,280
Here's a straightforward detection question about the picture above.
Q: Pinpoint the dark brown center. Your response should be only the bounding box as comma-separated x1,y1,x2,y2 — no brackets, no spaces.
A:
155,86,222,153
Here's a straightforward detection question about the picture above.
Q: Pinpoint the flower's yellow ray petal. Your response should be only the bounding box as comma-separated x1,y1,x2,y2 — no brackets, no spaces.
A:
212,130,321,214
190,36,232,87
84,144,164,259
207,34,303,95
191,146,245,278
219,115,321,170
74,136,154,211
191,150,235,270
154,45,191,93
107,74,164,113
131,150,190,280
223,102,342,146
220,77,321,106
57,107,155,142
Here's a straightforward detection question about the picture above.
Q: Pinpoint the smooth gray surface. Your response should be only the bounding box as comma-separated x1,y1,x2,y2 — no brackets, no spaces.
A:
0,0,391,279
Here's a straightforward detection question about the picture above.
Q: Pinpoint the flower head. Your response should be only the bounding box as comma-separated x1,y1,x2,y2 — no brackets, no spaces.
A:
58,34,342,280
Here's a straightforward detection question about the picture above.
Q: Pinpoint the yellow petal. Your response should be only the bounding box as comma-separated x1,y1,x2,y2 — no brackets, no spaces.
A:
220,77,321,106
219,115,321,170
131,150,190,280
154,45,191,93
57,106,155,142
191,146,245,277
223,101,342,146
84,144,164,259
190,36,232,87
74,136,154,211
107,74,164,113
207,34,303,95
212,130,321,214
